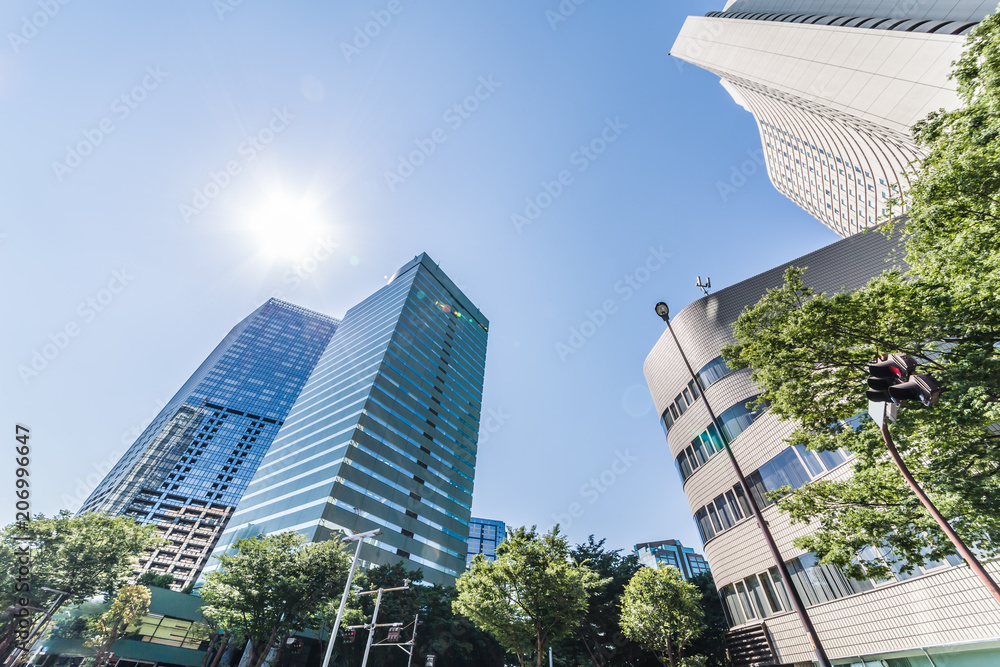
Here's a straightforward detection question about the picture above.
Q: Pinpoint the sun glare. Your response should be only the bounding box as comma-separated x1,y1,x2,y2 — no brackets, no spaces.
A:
245,191,328,261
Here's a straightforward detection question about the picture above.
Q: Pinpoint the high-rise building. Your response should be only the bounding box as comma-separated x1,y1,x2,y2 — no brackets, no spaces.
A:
671,0,993,237
634,539,711,579
467,517,506,566
79,300,339,590
643,231,1000,665
206,254,488,585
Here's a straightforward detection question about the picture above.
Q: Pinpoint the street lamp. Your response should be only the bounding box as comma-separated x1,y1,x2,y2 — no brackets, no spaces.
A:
654,302,832,667
866,354,1000,606
319,528,382,667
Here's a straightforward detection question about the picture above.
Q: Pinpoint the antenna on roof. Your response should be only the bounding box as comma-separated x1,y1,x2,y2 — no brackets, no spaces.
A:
696,276,711,296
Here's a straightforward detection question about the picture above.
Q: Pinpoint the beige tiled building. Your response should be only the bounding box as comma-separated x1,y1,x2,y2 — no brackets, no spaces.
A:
644,231,1000,666
670,0,994,237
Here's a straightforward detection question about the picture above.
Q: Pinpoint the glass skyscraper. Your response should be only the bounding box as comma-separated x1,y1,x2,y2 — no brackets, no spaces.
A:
633,540,710,580
79,299,339,590
467,517,506,567
206,254,488,585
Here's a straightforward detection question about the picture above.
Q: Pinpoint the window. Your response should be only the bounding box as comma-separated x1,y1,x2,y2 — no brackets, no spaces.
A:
697,356,732,387
746,447,811,508
718,396,767,442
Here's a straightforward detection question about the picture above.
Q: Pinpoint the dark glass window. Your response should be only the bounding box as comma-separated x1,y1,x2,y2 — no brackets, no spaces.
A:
706,502,723,532
697,356,732,388
688,379,700,400
747,447,811,508
677,450,692,480
719,585,743,627
714,494,735,529
691,436,711,466
816,447,848,470
675,394,687,416
725,490,743,521
718,396,767,442
661,409,674,436
695,507,716,542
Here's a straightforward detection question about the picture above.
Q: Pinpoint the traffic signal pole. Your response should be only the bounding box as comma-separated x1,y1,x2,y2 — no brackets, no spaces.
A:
655,302,832,667
877,407,1000,606
320,529,381,667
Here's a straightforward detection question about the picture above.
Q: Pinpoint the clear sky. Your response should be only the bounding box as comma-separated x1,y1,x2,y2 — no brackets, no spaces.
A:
0,1,837,556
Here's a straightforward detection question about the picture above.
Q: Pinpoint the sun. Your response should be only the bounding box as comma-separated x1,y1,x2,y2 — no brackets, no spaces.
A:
244,191,328,261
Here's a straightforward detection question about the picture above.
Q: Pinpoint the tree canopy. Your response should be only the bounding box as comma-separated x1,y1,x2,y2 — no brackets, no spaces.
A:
722,11,1000,579
619,566,705,667
453,526,606,667
0,511,165,610
199,532,351,667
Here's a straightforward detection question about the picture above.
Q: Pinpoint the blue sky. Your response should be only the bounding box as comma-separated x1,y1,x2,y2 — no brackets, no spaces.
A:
0,1,837,556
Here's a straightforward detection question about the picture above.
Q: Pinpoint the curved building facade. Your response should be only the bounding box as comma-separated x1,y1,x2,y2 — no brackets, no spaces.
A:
643,231,1000,666
670,0,993,237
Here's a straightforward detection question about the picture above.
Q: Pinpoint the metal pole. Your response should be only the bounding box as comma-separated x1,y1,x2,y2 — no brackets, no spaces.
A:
360,589,383,667
662,317,832,667
879,413,1000,606
406,614,418,667
549,646,553,667
319,529,381,667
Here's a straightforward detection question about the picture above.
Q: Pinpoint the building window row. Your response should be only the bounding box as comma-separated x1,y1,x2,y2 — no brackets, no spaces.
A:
675,396,768,482
745,444,849,509
720,546,965,629
660,356,738,436
694,481,753,543
694,443,848,544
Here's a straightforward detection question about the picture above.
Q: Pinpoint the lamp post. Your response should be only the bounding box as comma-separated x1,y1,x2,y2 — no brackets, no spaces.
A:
319,528,381,667
654,302,832,667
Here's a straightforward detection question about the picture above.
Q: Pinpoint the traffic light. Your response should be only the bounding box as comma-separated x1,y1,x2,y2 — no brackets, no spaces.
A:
386,625,402,642
888,374,942,406
345,628,356,643
866,353,916,402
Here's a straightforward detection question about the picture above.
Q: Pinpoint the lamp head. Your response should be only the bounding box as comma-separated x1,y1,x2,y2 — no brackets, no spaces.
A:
654,302,670,323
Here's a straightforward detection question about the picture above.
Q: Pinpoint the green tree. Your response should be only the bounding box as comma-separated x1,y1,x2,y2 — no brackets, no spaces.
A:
453,526,606,667
620,567,705,667
552,537,659,667
85,584,151,665
685,574,729,667
136,572,175,589
0,511,165,662
199,532,351,667
722,12,1000,579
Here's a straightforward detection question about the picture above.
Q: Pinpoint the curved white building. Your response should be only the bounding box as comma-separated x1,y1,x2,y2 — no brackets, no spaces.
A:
671,1,993,237
644,231,1000,666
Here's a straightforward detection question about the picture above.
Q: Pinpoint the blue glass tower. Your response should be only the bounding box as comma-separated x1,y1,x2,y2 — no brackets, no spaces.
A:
467,517,506,567
79,299,338,590
209,254,488,585
634,540,711,580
